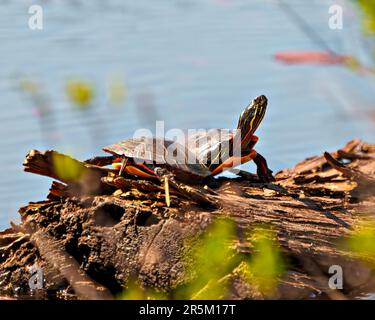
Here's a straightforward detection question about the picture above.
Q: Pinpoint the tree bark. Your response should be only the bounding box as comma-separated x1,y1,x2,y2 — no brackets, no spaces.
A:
1,139,374,299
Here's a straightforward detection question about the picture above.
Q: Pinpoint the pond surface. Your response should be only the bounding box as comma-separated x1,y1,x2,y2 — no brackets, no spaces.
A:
0,0,374,228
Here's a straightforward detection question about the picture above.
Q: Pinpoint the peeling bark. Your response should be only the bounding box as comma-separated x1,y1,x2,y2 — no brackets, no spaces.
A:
1,139,374,299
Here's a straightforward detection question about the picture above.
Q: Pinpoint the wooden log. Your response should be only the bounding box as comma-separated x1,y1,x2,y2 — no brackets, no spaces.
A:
0,140,374,299
23,149,115,197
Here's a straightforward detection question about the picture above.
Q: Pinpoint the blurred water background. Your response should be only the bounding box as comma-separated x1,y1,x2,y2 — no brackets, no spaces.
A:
0,0,374,228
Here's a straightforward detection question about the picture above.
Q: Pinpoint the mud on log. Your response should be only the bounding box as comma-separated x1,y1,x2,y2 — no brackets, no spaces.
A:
1,139,375,299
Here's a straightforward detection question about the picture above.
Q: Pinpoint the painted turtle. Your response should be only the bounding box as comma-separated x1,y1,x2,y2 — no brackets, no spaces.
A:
186,94,273,181
86,95,274,181
85,95,274,204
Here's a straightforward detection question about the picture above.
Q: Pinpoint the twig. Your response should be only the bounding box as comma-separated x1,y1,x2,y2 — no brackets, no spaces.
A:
324,152,375,187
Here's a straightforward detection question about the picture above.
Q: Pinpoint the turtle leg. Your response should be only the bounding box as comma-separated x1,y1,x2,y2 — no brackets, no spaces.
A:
253,152,275,182
84,155,118,166
154,167,218,208
85,155,130,177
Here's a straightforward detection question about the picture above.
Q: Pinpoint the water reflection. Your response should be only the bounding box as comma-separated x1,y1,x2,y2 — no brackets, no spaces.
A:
0,0,374,227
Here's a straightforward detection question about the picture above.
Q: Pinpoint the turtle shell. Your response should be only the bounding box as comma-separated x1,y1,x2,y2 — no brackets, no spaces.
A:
103,137,212,179
187,129,239,169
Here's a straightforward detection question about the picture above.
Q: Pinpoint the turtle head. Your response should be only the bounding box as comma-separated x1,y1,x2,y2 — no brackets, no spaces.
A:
236,95,267,147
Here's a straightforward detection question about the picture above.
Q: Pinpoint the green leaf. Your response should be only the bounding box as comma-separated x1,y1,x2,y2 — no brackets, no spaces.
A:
52,153,86,182
244,225,286,295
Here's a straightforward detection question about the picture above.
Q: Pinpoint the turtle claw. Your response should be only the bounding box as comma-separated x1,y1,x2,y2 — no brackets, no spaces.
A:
254,152,275,183
257,168,276,183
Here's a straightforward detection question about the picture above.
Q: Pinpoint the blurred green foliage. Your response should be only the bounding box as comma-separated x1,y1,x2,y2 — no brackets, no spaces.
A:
178,219,238,300
66,80,94,109
357,0,375,34
242,225,286,295
345,219,375,264
52,153,86,182
180,221,285,299
118,219,285,300
19,78,51,117
108,77,127,107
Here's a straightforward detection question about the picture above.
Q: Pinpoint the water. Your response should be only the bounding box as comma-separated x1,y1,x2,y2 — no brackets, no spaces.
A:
0,0,374,228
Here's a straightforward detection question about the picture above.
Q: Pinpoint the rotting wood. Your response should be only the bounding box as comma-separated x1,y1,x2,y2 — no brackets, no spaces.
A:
0,139,374,299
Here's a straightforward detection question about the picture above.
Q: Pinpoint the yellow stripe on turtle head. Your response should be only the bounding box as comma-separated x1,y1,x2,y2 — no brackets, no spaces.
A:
237,95,267,146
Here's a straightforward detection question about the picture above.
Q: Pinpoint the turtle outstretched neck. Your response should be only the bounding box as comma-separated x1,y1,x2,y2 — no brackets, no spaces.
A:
236,95,267,150
191,95,272,181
